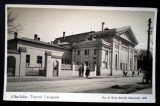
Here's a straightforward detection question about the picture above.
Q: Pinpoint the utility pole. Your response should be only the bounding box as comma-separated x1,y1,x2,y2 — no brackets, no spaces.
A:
146,18,152,84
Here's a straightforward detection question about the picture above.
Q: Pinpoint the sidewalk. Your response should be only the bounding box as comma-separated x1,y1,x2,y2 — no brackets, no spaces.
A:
6,74,146,93
7,74,143,82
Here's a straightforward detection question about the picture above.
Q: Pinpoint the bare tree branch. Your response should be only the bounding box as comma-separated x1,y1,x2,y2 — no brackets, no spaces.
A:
7,8,23,34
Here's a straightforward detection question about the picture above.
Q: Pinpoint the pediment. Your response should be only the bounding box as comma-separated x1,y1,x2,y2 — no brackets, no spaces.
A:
116,27,138,45
119,32,134,43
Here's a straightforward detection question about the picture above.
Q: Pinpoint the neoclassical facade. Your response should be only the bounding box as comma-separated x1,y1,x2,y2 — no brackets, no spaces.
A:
7,26,138,77
55,26,138,76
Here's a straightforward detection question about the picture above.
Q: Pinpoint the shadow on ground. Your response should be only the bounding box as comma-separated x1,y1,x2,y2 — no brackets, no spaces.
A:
77,83,152,94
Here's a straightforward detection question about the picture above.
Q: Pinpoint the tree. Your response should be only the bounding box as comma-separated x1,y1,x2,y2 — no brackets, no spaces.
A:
7,8,22,34
135,49,152,84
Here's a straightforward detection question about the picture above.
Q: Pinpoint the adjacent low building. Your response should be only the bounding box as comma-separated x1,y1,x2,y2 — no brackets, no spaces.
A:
7,25,138,77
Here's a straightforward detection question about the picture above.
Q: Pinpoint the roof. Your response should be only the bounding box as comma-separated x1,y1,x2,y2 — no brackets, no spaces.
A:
90,28,116,37
54,31,95,44
54,26,138,46
8,50,19,54
93,26,138,45
8,37,70,50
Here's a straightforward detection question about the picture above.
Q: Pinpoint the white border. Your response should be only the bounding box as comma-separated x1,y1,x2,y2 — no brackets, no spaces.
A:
4,4,157,103
5,4,157,12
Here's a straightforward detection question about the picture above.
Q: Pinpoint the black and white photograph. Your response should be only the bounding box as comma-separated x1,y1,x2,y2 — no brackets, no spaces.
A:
3,4,157,103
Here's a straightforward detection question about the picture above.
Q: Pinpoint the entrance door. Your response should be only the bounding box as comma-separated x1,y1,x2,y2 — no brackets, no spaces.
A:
7,56,16,76
53,60,58,77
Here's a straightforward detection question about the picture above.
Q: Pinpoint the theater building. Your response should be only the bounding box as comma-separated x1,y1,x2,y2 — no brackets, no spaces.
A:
7,26,138,77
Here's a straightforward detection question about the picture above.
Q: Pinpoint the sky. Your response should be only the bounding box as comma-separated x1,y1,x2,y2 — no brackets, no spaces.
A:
7,5,157,50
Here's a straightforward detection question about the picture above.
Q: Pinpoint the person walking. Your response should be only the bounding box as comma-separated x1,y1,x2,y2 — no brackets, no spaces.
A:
132,71,135,77
81,66,84,77
85,67,90,78
79,66,82,77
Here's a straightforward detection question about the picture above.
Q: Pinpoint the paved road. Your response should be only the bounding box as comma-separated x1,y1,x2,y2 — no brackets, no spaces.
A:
7,76,143,93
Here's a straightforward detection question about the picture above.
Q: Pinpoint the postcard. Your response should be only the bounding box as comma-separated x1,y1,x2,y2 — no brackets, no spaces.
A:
4,4,157,103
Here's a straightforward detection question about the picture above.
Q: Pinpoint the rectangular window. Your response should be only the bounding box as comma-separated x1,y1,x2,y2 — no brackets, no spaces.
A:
94,49,96,55
85,50,89,55
62,59,64,64
67,59,69,64
65,59,67,64
26,55,30,66
85,50,87,55
78,50,80,55
37,56,42,66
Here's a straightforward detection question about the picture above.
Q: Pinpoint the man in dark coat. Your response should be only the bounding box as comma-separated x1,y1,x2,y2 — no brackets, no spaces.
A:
79,66,82,77
81,67,84,77
85,67,90,78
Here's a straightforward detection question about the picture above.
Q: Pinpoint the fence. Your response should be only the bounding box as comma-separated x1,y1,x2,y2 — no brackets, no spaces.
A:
7,68,14,76
75,65,80,71
61,64,72,70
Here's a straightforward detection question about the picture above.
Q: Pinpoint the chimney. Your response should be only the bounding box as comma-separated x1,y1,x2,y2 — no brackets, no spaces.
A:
63,32,65,40
34,34,38,40
102,22,105,31
38,37,40,41
14,32,18,39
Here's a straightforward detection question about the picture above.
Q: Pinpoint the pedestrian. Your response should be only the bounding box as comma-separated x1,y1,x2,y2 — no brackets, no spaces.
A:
79,66,82,77
81,66,84,77
123,71,127,77
85,67,90,78
132,71,135,77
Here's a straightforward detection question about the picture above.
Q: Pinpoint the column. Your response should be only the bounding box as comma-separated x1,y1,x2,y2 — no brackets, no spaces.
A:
45,51,53,78
83,63,86,77
128,47,130,70
98,47,103,68
19,47,27,77
107,50,110,69
109,51,111,69
134,57,137,71
118,41,122,70
98,47,102,76
72,62,76,76
58,59,62,76
112,42,115,70
94,65,97,76
132,49,135,71
111,39,116,76
71,49,75,64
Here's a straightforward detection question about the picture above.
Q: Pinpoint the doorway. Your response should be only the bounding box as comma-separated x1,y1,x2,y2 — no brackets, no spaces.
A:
53,60,59,77
7,56,16,76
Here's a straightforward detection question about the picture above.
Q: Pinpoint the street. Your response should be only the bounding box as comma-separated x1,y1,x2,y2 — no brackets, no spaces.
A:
6,75,146,93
